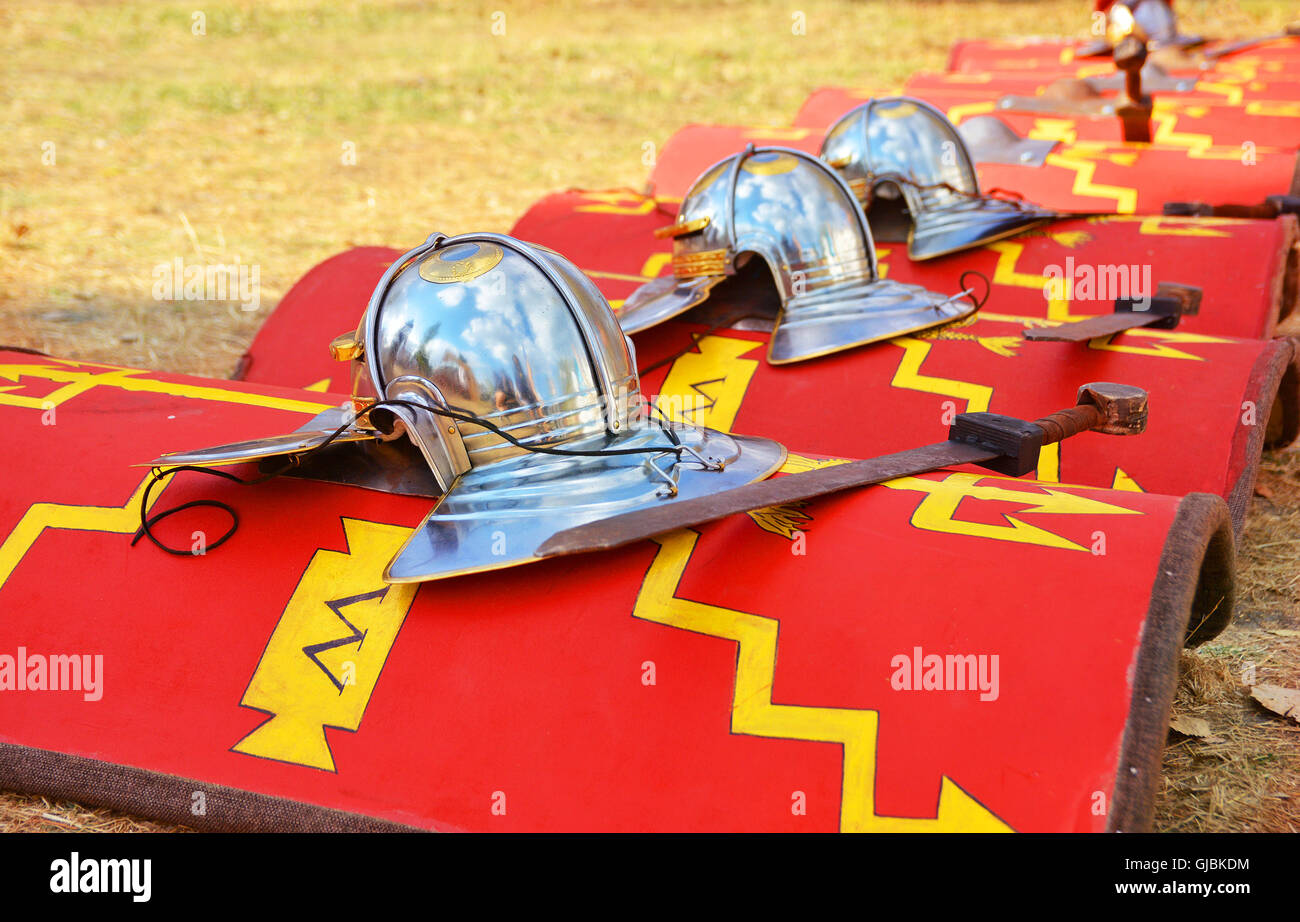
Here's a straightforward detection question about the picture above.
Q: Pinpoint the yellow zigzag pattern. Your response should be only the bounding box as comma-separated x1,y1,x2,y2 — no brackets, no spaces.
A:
890,337,992,412
1149,109,1267,160
573,191,679,215
986,240,1079,322
0,473,165,588
1044,153,1138,213
0,359,334,415
633,530,1010,832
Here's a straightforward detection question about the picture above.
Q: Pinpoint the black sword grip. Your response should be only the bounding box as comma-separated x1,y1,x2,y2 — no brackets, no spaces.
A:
948,404,1104,477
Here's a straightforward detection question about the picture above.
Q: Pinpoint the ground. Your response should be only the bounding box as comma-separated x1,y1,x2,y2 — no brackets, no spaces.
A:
1,0,1297,832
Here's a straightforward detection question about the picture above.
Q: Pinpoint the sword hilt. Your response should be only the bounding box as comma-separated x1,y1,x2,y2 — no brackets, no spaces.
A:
1033,405,1105,445
950,382,1148,477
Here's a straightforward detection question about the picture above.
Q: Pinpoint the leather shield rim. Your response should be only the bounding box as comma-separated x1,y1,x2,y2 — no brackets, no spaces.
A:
1271,352,1300,452
0,743,424,833
1107,491,1235,833
1227,338,1296,534
1269,214,1298,332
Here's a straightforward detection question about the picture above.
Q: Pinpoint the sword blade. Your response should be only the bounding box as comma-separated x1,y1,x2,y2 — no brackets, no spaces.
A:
535,440,997,558
1022,312,1156,343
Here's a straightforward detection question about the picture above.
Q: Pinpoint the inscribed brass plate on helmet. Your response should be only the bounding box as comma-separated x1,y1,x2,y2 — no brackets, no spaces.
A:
418,241,505,284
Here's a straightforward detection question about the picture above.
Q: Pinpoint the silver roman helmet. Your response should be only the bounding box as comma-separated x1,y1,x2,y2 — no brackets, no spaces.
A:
618,145,978,364
153,233,785,582
819,97,1057,260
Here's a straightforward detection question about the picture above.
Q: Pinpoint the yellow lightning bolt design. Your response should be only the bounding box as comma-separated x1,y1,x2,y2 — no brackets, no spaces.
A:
889,338,993,412
633,529,1011,832
0,472,170,589
640,253,672,278
1245,101,1300,118
1195,82,1245,106
882,472,1141,551
0,359,334,415
1027,119,1079,145
1044,152,1138,213
1148,109,1283,160
986,240,1081,322
574,191,679,215
944,101,997,125
1087,327,1229,361
1134,216,1234,237
742,126,814,140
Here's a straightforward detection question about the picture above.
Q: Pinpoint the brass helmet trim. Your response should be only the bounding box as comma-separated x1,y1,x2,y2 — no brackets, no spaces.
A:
417,241,505,284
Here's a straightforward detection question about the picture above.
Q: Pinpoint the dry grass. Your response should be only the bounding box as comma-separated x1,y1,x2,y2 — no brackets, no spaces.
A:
1158,644,1300,832
1,0,1297,832
1156,451,1300,832
0,790,190,833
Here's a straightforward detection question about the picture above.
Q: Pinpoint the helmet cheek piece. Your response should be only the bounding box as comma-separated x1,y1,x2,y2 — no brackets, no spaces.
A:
381,375,472,493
